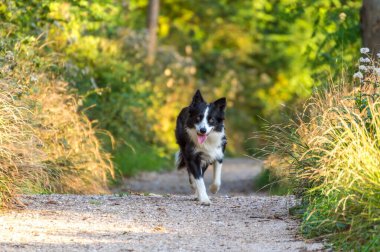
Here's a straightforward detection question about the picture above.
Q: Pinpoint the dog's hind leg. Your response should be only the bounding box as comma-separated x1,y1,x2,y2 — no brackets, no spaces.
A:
209,160,222,194
175,151,186,169
188,171,198,200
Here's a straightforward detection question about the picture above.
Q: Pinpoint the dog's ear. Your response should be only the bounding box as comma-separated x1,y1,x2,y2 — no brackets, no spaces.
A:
213,97,226,111
191,89,205,106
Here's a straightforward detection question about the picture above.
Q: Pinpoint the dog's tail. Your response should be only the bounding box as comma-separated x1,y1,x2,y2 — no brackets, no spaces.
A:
175,151,186,170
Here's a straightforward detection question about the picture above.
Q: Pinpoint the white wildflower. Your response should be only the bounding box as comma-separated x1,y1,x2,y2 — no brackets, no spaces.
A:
360,47,370,54
359,65,368,71
353,71,363,79
375,68,380,76
359,57,371,63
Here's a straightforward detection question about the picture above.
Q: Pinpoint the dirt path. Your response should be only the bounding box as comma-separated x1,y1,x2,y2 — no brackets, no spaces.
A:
0,158,325,252
117,158,264,195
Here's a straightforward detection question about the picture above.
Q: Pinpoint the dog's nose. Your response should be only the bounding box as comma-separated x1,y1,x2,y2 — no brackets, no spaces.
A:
200,128,207,134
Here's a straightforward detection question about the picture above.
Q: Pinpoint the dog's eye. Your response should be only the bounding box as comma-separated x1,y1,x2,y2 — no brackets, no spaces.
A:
209,118,214,123
196,116,201,122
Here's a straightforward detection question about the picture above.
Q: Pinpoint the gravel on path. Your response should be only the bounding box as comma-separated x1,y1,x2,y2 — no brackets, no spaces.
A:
0,194,324,252
0,158,326,252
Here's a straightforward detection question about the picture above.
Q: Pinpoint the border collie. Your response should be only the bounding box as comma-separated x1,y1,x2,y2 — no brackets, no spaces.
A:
175,90,227,205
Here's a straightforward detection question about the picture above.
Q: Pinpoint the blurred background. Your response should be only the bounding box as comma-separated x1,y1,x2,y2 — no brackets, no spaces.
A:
0,0,363,178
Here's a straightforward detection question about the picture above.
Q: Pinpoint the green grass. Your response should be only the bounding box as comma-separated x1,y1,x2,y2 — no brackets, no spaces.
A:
252,169,290,195
113,140,171,177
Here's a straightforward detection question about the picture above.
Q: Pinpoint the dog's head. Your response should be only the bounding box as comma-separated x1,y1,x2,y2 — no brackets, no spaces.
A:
187,90,226,144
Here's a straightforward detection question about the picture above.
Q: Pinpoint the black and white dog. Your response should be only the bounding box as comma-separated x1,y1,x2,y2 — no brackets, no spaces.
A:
175,90,227,205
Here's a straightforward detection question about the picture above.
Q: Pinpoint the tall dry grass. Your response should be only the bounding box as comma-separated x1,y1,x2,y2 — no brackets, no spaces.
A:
0,90,46,207
296,88,380,250
31,79,113,194
261,49,380,250
0,38,113,208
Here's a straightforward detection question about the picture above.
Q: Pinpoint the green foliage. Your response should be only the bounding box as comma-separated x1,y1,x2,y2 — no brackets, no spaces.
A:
157,0,361,114
0,1,363,175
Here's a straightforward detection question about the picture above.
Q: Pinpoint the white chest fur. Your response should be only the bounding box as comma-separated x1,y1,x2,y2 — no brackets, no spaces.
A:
186,128,225,163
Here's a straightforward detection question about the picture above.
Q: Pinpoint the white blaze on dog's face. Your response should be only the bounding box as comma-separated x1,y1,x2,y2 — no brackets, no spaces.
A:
187,90,226,145
194,106,213,144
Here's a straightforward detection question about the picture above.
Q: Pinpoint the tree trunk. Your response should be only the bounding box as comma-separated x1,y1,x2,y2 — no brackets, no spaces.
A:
361,0,380,54
147,0,160,65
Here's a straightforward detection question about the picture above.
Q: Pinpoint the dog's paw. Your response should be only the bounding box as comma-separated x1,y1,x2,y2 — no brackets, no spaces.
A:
209,184,220,194
200,199,211,206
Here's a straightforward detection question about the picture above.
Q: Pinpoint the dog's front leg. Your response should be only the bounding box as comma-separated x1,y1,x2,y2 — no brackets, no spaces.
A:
187,159,211,205
194,176,211,205
209,160,222,194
